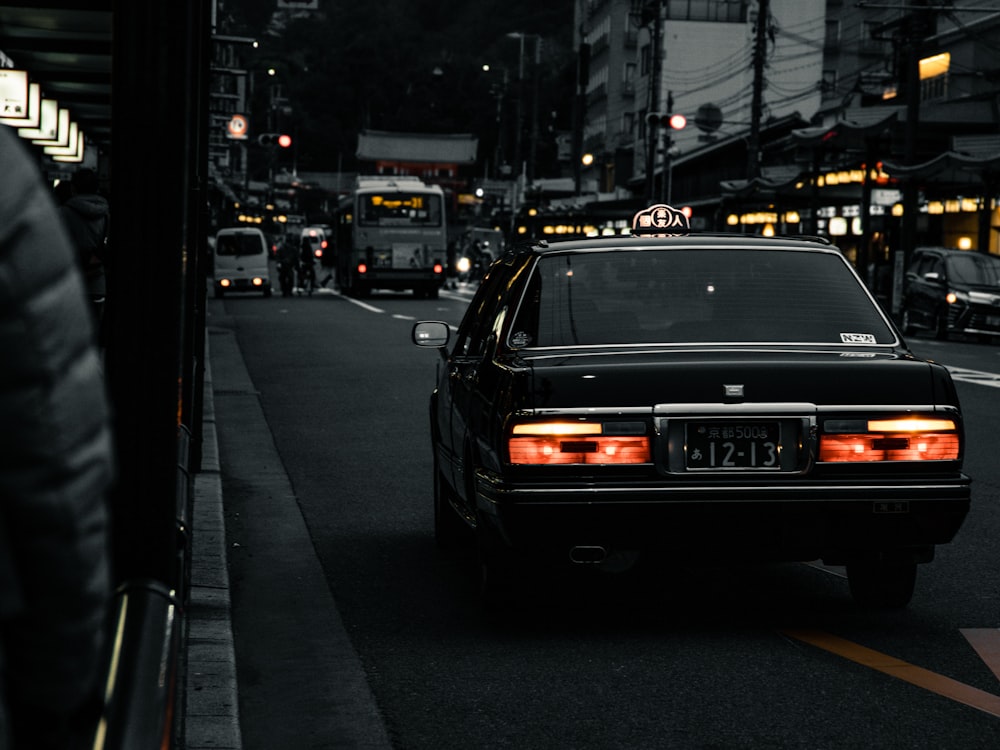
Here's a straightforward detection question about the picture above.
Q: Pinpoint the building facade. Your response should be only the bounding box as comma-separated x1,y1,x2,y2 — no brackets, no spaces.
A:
567,0,1000,299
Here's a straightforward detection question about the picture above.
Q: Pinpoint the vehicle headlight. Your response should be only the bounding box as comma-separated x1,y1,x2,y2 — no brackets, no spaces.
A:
946,289,968,305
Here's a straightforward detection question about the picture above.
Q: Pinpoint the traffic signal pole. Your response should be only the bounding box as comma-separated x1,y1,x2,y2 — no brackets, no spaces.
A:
663,91,674,204
646,104,685,205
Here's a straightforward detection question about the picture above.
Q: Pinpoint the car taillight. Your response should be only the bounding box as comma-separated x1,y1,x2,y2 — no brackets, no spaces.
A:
357,263,368,274
819,417,959,462
508,421,650,465
433,263,444,274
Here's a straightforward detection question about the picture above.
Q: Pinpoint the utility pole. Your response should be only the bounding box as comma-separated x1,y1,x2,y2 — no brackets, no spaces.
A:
513,32,525,183
884,0,933,315
899,6,930,274
746,0,769,181
528,38,541,186
644,0,663,203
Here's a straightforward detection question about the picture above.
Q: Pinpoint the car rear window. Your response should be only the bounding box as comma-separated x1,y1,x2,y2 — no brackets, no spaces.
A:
511,248,895,347
216,233,264,256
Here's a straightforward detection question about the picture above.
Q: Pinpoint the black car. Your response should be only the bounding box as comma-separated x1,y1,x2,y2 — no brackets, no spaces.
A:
413,205,970,608
901,246,1000,341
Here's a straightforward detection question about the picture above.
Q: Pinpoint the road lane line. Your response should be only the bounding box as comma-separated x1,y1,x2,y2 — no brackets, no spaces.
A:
343,297,384,313
961,629,1000,682
802,560,846,577
947,366,1000,388
782,629,1000,718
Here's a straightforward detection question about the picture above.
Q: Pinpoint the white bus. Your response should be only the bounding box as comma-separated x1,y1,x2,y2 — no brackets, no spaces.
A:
334,176,447,298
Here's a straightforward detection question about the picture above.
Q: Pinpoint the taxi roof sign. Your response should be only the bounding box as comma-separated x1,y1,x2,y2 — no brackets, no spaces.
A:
631,203,690,235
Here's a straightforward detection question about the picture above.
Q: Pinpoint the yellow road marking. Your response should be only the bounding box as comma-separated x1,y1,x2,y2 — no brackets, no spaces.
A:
782,629,1000,719
961,629,1000,682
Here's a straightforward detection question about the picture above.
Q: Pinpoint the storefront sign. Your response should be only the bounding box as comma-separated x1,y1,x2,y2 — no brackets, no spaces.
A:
0,69,28,119
872,189,903,206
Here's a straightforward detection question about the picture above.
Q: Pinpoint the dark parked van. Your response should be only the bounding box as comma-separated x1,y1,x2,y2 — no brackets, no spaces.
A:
901,246,1000,341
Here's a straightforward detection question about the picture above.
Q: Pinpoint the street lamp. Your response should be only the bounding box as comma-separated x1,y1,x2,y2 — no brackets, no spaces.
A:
482,63,510,178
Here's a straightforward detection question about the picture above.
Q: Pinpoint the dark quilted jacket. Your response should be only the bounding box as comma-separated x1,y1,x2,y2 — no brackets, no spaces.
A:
0,125,115,747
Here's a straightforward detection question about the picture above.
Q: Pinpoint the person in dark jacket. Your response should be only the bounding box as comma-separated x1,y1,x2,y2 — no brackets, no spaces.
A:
298,233,317,293
276,234,299,296
0,125,115,749
59,166,110,340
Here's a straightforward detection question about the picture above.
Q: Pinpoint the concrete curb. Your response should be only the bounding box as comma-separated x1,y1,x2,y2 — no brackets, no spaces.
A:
184,342,243,749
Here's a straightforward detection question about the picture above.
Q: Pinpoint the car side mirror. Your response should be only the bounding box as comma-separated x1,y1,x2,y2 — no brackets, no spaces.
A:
923,271,944,283
412,321,450,349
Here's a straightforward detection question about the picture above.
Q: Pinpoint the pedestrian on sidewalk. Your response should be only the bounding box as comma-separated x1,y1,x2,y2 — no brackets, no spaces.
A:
0,125,116,750
59,166,111,345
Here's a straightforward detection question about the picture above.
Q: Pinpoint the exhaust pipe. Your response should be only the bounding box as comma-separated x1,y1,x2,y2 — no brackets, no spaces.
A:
569,545,607,564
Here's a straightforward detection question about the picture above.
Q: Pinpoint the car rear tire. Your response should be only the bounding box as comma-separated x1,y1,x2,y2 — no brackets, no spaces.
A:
474,507,522,610
846,559,917,608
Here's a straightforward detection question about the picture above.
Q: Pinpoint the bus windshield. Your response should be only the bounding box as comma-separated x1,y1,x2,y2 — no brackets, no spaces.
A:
359,192,442,227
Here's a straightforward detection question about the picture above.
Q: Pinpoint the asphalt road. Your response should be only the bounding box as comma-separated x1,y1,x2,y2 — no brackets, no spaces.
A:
208,282,1000,749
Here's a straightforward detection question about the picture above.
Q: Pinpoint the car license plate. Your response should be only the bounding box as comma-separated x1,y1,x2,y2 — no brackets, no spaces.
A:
685,421,781,470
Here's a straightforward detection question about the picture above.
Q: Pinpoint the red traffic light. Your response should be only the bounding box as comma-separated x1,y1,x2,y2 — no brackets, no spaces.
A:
646,112,687,130
257,132,293,147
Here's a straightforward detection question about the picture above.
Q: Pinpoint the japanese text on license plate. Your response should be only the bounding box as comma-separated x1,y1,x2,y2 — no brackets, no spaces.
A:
685,422,780,470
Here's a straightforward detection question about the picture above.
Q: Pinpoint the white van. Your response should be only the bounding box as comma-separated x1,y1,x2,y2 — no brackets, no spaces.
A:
213,227,271,298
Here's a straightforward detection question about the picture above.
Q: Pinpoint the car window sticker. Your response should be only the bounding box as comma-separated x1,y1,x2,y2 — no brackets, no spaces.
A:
840,333,877,344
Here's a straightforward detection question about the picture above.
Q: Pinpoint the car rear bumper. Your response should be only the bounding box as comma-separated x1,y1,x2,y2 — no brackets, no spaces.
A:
215,277,269,292
357,270,443,289
474,472,971,564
